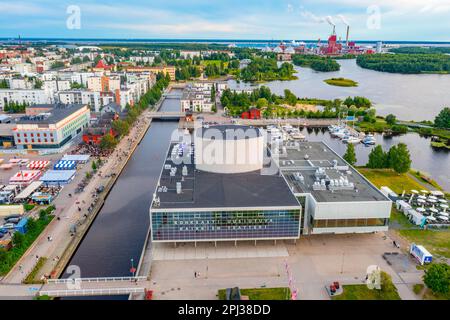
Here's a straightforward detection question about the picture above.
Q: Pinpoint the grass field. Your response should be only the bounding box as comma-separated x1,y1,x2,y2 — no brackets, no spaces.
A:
332,272,401,300
409,170,444,191
200,60,229,68
218,288,291,300
389,208,414,229
398,230,450,258
356,119,391,133
324,77,358,87
358,168,427,194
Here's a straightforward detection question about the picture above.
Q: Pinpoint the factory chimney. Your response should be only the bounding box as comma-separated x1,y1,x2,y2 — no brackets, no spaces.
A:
346,25,350,46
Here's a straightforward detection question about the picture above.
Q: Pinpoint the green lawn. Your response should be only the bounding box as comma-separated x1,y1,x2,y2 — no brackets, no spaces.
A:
356,119,390,133
390,208,414,229
409,170,444,191
398,229,450,258
0,207,54,276
23,257,47,284
358,168,428,194
218,287,291,300
332,272,401,300
324,78,358,87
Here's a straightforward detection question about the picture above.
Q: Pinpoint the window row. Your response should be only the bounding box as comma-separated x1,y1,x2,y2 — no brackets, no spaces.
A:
311,217,388,228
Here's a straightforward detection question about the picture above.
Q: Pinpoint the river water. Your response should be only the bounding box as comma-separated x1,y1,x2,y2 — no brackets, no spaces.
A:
228,60,450,190
228,59,450,121
63,94,180,279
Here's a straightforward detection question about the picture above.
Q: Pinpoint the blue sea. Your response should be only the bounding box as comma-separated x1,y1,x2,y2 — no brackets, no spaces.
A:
1,38,450,48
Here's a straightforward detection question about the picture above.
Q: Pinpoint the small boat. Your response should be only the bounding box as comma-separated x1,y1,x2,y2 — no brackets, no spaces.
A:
333,130,348,139
291,132,306,140
345,136,361,144
362,134,376,145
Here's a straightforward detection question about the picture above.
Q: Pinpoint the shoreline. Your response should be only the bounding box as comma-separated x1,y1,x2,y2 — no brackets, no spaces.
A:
48,95,167,280
1,92,168,284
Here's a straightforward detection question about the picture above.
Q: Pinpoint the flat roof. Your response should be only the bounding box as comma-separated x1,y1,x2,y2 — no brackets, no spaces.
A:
18,104,86,125
61,154,90,162
278,141,389,203
40,170,76,182
153,142,300,210
196,125,262,140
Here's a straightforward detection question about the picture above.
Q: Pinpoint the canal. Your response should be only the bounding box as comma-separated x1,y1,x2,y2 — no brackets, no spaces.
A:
63,92,181,279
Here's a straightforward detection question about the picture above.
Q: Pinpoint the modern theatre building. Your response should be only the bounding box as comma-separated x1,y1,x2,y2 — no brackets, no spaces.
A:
150,125,392,245
150,125,302,244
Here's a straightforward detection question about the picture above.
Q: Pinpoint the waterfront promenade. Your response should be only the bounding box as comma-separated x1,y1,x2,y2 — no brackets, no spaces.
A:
0,94,167,285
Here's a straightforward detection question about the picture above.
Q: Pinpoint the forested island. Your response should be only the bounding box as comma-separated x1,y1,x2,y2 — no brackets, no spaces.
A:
238,57,297,82
356,53,450,74
220,86,375,120
389,47,450,55
292,54,340,72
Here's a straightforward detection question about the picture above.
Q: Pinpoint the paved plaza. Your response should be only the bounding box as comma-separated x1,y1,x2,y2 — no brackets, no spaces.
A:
149,232,424,300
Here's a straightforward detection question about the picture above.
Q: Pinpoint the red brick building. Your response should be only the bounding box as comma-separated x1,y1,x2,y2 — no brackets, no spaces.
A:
241,108,261,120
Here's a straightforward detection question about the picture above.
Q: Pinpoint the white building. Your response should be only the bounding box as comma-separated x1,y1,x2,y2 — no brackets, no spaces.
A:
43,80,71,95
14,104,90,150
57,90,113,112
9,78,33,90
278,141,392,235
0,89,52,110
129,56,155,64
12,63,34,75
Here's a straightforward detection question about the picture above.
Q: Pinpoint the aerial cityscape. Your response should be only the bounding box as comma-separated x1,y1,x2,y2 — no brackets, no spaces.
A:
0,0,449,305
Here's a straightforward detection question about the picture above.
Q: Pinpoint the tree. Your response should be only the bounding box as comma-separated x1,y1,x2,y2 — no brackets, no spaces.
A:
385,114,397,125
256,98,269,109
100,134,118,150
343,143,357,166
111,119,130,137
386,145,398,169
284,89,298,106
0,79,9,89
434,107,450,129
92,161,97,172
211,85,216,102
423,263,450,295
367,145,388,168
12,232,25,248
34,79,43,89
391,143,411,174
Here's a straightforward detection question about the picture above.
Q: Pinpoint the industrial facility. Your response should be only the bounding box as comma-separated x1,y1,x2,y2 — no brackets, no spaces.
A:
150,125,392,245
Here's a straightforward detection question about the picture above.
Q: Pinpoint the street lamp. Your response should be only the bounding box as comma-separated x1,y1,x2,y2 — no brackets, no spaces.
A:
130,258,136,278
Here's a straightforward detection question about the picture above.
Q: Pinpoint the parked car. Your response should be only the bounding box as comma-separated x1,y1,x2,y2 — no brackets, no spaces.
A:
0,223,16,230
5,217,20,224
4,214,21,220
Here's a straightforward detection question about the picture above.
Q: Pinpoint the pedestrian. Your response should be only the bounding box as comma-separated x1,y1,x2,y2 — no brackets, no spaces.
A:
194,271,197,278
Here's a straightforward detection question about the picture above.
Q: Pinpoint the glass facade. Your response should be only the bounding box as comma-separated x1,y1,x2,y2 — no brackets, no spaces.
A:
152,209,301,242
310,217,388,229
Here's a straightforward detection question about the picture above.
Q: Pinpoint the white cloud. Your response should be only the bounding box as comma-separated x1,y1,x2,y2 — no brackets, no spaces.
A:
0,2,50,15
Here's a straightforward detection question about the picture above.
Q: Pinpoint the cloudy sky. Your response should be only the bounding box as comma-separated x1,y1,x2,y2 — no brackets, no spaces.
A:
1,0,450,41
